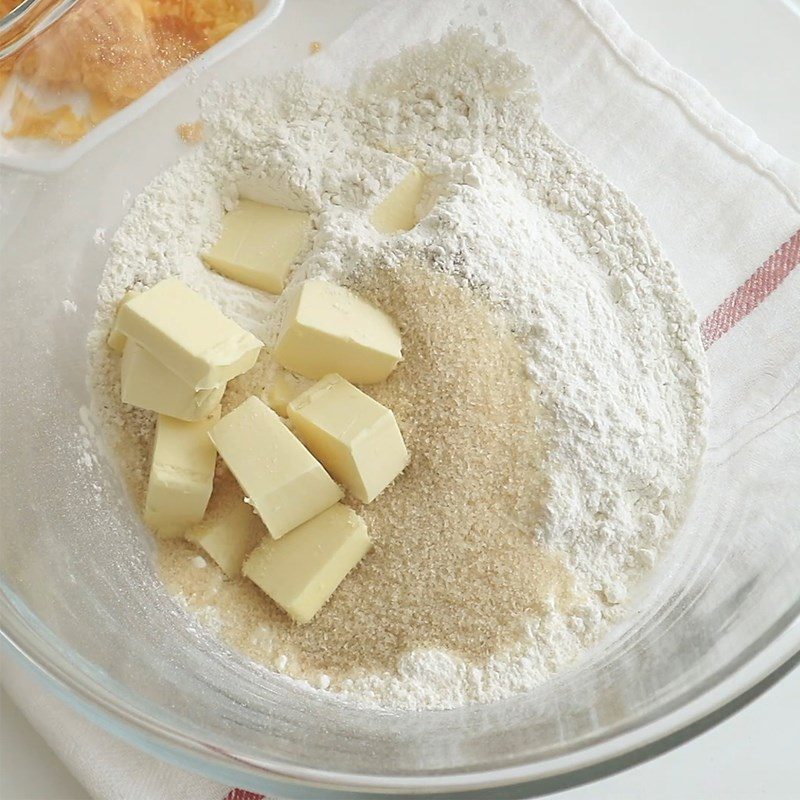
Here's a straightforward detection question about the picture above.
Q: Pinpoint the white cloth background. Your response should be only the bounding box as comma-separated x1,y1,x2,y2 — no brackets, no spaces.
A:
2,656,229,800
3,0,798,798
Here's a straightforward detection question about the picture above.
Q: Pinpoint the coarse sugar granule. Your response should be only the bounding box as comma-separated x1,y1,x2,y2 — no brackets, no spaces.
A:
177,121,205,143
159,261,577,679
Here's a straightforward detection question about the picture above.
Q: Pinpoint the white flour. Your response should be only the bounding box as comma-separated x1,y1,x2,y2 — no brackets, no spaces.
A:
89,30,708,710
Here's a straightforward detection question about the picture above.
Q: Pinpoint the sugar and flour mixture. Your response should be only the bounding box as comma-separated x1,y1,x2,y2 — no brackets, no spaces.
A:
161,263,577,678
89,31,708,710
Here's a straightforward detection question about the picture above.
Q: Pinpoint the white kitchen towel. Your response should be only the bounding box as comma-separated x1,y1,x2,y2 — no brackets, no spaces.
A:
3,0,798,798
2,655,231,800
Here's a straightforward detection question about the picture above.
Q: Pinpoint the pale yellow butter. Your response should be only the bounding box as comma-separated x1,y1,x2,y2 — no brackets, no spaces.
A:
116,278,263,390
121,342,224,422
267,370,312,417
144,409,220,537
186,495,265,577
370,166,426,234
202,199,310,294
273,281,402,384
107,290,139,353
209,396,343,539
288,374,409,503
243,503,371,623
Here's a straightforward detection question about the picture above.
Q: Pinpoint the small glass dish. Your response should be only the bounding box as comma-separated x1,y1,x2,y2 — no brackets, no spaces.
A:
0,0,285,172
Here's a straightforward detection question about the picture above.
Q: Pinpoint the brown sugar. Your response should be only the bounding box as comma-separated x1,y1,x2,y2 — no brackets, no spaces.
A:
177,120,205,143
3,88,90,143
1,0,254,143
159,262,577,681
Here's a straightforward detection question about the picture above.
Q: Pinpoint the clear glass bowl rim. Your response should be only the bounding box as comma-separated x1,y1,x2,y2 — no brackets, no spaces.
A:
2,582,799,797
2,1,798,795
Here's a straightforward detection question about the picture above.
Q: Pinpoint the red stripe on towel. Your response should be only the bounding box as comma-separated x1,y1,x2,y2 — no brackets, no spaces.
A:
701,229,800,349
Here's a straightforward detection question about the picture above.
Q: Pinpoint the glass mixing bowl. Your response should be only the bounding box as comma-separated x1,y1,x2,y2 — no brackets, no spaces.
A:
1,1,799,797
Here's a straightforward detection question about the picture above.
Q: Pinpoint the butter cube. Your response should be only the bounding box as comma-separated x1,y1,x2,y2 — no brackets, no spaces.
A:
186,495,265,577
116,278,263,390
107,290,138,353
209,396,343,539
144,409,220,536
202,199,311,294
370,166,426,234
243,503,370,623
273,281,402,384
121,342,224,421
267,371,312,417
288,374,409,503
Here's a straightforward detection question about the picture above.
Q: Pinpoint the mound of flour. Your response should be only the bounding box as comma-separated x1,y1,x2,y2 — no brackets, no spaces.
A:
89,30,708,710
